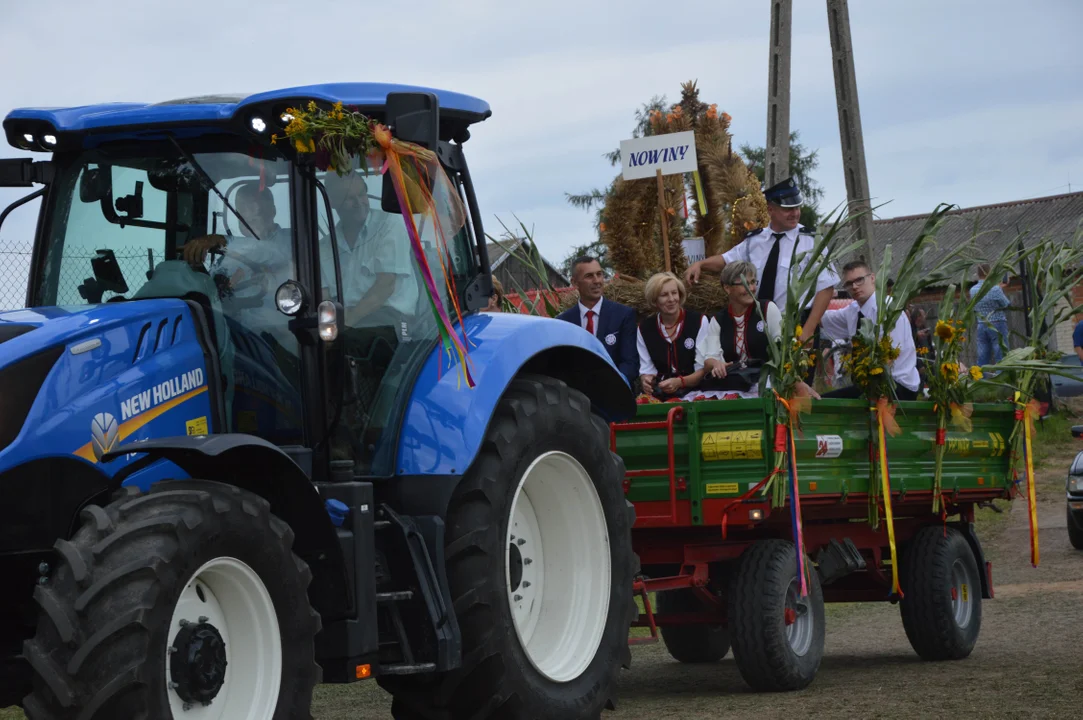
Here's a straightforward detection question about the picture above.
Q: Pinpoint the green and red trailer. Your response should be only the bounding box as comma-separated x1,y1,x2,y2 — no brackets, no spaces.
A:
613,395,1018,691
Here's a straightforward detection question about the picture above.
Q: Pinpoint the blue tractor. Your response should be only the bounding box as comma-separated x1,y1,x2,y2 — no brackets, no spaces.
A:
0,84,637,719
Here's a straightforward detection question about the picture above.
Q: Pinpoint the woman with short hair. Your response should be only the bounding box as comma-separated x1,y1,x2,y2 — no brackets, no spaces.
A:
700,260,783,395
636,272,708,400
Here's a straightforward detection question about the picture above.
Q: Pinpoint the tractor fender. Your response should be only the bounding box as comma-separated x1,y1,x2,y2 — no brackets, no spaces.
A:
395,312,635,478
101,434,351,619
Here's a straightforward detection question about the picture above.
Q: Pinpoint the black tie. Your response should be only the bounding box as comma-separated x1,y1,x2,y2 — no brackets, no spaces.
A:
758,233,785,302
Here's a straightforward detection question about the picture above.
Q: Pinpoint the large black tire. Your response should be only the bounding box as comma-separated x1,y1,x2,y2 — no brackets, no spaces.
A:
657,589,730,663
900,526,982,661
728,539,825,692
386,375,637,720
22,480,321,720
1068,506,1083,550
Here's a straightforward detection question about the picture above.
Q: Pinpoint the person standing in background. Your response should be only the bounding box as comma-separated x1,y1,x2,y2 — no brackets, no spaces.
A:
970,264,1011,365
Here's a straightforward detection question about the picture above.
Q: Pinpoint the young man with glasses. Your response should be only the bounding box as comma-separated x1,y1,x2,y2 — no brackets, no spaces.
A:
819,261,921,400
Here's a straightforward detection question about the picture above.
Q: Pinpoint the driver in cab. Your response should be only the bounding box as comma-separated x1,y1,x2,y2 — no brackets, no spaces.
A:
180,183,294,341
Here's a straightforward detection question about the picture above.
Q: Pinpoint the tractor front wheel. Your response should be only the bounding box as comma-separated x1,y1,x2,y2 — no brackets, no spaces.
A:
22,480,321,720
387,374,637,720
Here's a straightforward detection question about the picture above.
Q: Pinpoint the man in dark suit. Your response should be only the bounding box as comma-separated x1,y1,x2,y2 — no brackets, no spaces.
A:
556,255,639,386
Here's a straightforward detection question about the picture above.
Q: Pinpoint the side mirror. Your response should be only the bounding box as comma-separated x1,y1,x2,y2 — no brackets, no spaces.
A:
79,167,110,203
381,92,439,215
0,158,53,187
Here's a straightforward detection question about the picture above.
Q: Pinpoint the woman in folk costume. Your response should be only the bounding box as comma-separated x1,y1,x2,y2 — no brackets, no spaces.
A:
700,261,782,397
636,272,709,400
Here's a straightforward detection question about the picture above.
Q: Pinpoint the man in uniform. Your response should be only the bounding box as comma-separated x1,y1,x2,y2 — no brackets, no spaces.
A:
683,178,838,344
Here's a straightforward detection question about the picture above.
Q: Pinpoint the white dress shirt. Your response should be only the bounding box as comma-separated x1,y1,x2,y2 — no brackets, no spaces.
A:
721,225,839,312
578,297,604,337
699,301,782,366
818,292,920,392
637,314,710,376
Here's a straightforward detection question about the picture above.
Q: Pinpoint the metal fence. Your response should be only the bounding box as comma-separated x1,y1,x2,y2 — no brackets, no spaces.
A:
0,239,167,308
0,238,30,309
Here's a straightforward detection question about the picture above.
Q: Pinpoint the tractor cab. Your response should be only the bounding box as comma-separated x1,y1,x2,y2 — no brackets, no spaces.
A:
1,84,494,479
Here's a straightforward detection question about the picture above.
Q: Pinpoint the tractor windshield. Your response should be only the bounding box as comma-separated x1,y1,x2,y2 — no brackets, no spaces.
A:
31,139,305,445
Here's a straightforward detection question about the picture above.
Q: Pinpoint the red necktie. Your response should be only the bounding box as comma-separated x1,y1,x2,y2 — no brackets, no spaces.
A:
585,310,595,335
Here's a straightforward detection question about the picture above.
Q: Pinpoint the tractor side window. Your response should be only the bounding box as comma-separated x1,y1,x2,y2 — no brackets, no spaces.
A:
44,163,168,305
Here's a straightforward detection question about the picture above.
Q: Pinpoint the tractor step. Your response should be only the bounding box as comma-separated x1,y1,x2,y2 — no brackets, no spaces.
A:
378,662,437,675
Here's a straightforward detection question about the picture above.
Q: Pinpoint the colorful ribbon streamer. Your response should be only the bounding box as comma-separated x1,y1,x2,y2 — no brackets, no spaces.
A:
1016,395,1041,567
787,426,809,597
374,127,475,388
876,404,904,598
692,170,707,215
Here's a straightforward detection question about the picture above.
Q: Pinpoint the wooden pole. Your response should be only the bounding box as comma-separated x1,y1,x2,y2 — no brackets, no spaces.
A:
765,0,793,187
827,0,875,247
657,168,671,272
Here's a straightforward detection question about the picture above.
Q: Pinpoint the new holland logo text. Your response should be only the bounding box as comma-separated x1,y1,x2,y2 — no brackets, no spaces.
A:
120,368,206,422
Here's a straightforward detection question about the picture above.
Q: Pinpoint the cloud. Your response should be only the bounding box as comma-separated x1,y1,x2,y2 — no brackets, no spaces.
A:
1,0,1081,308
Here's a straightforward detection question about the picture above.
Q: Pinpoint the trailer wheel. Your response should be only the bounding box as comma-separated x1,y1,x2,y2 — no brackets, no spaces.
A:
657,589,730,663
22,480,320,720
1068,507,1083,550
728,539,825,692
900,526,982,660
386,374,636,720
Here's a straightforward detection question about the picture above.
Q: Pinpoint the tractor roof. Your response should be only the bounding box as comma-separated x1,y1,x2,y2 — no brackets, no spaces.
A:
4,82,492,151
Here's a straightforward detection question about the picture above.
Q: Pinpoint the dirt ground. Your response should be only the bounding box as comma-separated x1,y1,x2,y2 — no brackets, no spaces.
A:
312,443,1083,719
4,445,1080,720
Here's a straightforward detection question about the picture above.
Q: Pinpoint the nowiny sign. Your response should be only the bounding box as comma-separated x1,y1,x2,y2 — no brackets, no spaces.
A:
620,130,698,181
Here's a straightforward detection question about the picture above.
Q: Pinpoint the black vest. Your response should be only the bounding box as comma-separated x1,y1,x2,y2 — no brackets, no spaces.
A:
639,310,703,382
704,302,771,391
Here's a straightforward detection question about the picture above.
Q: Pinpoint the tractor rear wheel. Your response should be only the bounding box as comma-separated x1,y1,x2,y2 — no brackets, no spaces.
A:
22,480,321,720
728,539,825,692
657,589,730,663
386,374,637,720
900,526,982,660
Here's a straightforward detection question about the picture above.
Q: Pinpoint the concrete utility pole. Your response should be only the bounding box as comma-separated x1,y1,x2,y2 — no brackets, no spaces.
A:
764,0,792,188
827,0,875,246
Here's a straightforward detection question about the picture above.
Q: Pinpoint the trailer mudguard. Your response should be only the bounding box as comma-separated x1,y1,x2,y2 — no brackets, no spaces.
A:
102,434,351,619
395,312,635,478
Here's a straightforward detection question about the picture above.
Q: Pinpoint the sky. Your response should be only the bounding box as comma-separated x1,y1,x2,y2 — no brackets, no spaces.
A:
1,0,1081,308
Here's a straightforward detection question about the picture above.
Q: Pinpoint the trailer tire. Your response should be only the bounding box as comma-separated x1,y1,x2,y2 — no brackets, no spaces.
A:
385,374,636,720
900,526,982,661
22,480,321,720
657,589,730,663
1068,507,1083,550
728,539,824,692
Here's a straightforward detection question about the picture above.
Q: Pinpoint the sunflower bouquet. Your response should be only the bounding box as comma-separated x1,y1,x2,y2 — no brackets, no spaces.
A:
925,242,1019,511
759,208,862,507
979,230,1083,565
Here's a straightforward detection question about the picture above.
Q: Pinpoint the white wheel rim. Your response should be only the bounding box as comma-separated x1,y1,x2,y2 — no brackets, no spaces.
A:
166,557,281,719
505,451,612,683
951,558,975,628
784,578,814,657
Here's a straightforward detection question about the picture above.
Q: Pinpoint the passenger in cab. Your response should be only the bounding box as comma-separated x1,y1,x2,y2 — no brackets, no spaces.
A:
636,272,708,400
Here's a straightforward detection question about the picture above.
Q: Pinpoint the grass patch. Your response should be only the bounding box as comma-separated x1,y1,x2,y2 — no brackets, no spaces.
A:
0,708,23,720
1031,411,1079,467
